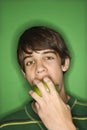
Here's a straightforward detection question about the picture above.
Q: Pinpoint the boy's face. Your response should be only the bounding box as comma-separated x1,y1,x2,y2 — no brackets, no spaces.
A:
22,49,69,91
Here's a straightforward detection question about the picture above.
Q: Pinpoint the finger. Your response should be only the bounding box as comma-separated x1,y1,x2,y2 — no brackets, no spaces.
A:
34,102,42,116
35,101,40,109
33,79,50,97
29,90,41,102
43,77,57,95
31,101,39,114
67,105,71,110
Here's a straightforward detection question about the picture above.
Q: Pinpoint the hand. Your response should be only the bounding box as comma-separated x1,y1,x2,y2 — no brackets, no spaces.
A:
29,77,76,130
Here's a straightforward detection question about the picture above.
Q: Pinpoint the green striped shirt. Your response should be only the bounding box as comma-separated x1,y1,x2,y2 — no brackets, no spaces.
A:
0,96,87,130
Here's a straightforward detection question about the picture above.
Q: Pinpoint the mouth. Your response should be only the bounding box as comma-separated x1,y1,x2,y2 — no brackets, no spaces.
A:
31,76,60,92
32,79,60,97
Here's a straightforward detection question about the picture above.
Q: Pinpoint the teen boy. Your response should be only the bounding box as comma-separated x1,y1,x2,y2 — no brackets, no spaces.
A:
0,26,87,130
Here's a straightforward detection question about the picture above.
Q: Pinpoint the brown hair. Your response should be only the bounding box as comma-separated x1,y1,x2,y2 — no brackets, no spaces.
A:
17,26,71,71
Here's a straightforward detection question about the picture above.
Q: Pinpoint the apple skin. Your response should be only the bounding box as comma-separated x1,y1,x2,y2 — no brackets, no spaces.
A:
33,80,58,96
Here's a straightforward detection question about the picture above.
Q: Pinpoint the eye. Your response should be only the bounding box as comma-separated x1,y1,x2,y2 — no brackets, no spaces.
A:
26,60,35,66
45,56,54,60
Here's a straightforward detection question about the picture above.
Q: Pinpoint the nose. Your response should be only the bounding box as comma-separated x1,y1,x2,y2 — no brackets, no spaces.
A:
35,61,47,79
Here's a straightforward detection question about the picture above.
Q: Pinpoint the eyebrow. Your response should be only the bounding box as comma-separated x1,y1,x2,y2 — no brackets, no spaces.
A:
23,50,57,61
42,50,56,54
23,55,32,62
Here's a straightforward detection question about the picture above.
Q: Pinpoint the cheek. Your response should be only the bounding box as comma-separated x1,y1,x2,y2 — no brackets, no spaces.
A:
49,65,63,83
24,69,34,85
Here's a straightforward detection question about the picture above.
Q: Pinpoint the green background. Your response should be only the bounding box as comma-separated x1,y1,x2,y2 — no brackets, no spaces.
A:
0,0,87,118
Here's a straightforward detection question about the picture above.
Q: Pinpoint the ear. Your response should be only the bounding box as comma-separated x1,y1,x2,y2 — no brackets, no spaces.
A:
62,58,70,72
21,69,26,78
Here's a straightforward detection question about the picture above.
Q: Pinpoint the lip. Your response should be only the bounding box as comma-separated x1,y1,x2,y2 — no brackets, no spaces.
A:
32,76,50,85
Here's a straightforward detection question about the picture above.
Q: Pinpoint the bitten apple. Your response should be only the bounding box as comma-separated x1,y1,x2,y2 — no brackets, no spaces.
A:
33,80,59,96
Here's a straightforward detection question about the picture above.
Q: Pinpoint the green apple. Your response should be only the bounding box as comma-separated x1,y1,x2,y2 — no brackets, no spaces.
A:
33,80,59,96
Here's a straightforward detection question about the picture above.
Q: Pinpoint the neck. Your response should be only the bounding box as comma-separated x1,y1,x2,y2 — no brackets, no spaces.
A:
59,87,70,103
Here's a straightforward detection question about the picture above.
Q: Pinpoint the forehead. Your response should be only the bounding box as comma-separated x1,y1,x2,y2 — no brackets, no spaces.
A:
23,49,58,60
24,49,57,55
